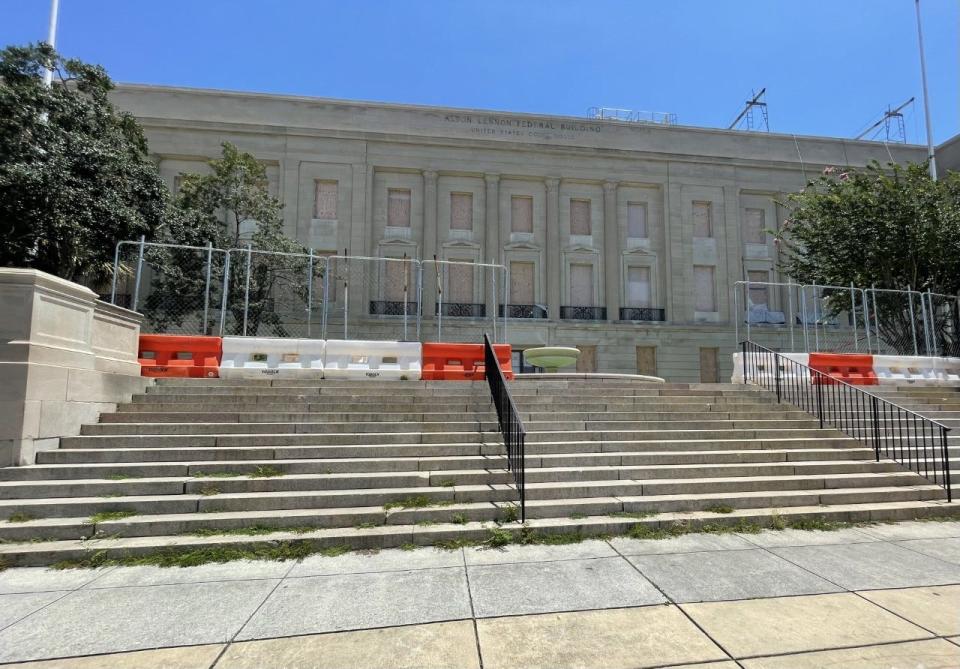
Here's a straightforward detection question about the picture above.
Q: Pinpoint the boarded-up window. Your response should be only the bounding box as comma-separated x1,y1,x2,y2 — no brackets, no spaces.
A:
314,181,338,219
384,259,411,301
744,208,765,244
636,346,657,376
570,199,591,236
694,265,716,311
510,261,534,304
569,263,594,306
511,196,533,233
627,266,652,307
747,269,769,307
450,193,473,231
700,347,720,383
448,261,474,303
576,345,597,373
387,189,411,228
627,202,648,239
693,201,712,238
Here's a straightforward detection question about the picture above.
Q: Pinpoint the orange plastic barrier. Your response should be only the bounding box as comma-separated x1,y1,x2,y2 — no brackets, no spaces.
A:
809,353,877,386
138,335,222,378
422,343,514,381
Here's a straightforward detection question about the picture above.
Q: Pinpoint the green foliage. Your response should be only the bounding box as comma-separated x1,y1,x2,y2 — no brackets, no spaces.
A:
0,44,169,284
148,142,320,335
779,162,960,352
498,504,520,524
88,510,136,524
5,512,34,523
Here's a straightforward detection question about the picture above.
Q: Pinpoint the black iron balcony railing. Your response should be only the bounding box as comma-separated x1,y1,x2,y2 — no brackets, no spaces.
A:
435,302,486,318
369,300,418,316
498,304,548,319
483,333,525,521
560,306,607,320
620,307,666,322
740,340,952,501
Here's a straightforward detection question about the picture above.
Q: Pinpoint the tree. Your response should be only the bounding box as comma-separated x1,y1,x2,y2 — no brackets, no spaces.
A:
778,161,960,353
0,43,168,284
147,142,320,336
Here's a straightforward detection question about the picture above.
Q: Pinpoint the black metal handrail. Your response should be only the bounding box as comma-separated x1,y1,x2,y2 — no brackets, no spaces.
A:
740,340,952,501
483,333,526,521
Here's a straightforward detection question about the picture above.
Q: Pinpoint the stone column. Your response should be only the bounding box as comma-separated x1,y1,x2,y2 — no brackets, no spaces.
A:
603,180,620,321
421,170,439,317
545,177,561,320
484,173,500,316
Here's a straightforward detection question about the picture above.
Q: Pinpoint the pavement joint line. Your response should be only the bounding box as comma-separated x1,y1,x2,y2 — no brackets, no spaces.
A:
0,642,225,668
748,533,960,638
604,538,741,665
460,548,486,669
709,633,952,663
890,536,960,568
0,587,76,635
208,557,298,669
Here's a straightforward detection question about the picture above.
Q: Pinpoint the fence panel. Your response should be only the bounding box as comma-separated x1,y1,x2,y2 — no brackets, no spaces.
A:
420,259,507,343
801,284,870,354
922,292,960,357
732,281,803,352
322,255,420,342
218,247,324,338
865,287,929,356
111,239,225,335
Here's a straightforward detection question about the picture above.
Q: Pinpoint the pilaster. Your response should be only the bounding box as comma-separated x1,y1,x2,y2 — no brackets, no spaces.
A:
603,180,620,321
545,177,560,319
421,170,439,316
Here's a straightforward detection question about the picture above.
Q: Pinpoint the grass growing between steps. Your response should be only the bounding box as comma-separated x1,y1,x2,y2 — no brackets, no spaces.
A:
5,513,34,523
88,511,137,524
42,514,960,571
384,496,454,511
190,525,317,537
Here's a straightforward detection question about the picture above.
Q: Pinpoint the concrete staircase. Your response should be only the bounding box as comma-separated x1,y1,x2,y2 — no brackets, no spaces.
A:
1,378,956,567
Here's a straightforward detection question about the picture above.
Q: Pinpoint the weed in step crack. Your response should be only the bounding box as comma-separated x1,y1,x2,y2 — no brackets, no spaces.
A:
191,471,243,478
450,514,468,525
384,496,449,511
705,505,734,514
5,513,34,523
199,486,221,497
249,466,284,478
88,511,137,524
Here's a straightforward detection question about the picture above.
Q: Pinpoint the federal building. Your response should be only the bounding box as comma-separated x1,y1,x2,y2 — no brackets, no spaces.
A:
110,85,931,382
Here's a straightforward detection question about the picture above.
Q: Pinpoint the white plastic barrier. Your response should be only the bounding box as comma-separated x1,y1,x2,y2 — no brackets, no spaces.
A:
219,337,325,378
874,355,960,386
731,352,809,384
323,340,422,380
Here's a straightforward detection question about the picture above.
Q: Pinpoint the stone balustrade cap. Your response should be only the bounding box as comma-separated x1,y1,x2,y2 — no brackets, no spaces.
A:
0,268,97,300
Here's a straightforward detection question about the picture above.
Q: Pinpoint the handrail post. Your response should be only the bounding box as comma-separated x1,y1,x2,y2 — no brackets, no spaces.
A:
943,426,953,503
774,353,782,403
815,376,824,429
871,395,881,462
741,341,749,385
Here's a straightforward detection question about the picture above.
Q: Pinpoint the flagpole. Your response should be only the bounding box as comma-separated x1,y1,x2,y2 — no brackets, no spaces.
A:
914,0,937,180
42,0,60,87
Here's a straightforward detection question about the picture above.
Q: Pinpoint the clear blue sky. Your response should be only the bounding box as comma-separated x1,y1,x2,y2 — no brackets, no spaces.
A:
2,0,958,143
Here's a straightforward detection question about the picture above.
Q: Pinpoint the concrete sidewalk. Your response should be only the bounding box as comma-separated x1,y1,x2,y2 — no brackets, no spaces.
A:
0,520,958,668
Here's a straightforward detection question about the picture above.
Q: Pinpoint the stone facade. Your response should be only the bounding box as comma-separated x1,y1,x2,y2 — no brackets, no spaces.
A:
110,85,929,381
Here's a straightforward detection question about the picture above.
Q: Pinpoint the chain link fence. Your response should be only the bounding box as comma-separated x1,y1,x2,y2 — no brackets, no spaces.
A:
733,279,960,357
110,239,226,335
109,241,510,343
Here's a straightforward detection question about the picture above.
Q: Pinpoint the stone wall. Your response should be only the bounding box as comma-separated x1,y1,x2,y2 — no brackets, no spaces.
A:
0,269,150,466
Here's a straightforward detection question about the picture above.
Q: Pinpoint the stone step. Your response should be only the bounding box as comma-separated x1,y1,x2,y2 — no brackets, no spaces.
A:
1,485,945,543
80,418,824,436
36,437,864,464
0,471,930,521
59,428,844,450
0,447,887,481
98,409,806,424
142,386,764,398
0,459,903,499
2,499,956,567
